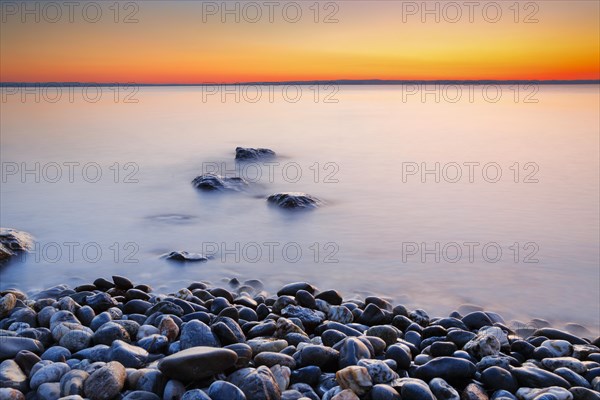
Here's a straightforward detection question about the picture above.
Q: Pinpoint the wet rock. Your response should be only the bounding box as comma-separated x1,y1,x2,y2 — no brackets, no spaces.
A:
255,352,296,369
93,321,130,345
335,366,372,396
158,347,238,381
192,174,248,191
37,382,61,400
415,357,477,381
0,388,25,399
515,386,573,400
0,228,33,262
542,340,574,358
267,193,321,209
235,147,276,161
511,366,570,389
30,362,70,391
428,377,459,400
207,380,247,400
270,364,291,391
228,366,281,400
59,369,89,397
480,366,518,393
464,331,501,359
110,340,149,368
83,361,127,400
162,251,209,262
357,359,399,383
0,359,28,392
0,336,44,360
461,383,489,400
395,378,436,400
541,357,586,373
180,320,220,348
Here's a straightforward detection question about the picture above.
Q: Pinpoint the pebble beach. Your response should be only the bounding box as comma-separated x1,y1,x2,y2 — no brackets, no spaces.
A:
1,275,599,400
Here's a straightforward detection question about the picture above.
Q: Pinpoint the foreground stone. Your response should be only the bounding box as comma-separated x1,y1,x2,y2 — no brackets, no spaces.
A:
0,275,598,400
158,347,238,381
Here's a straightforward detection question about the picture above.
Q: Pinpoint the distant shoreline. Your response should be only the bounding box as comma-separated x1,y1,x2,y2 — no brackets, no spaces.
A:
1,79,599,87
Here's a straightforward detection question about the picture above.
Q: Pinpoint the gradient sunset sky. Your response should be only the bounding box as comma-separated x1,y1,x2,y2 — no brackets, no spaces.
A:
1,1,599,83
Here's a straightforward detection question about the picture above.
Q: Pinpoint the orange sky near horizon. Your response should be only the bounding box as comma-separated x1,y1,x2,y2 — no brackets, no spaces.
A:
1,1,599,83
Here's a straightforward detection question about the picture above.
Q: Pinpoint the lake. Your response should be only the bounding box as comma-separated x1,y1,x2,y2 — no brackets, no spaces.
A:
1,84,598,335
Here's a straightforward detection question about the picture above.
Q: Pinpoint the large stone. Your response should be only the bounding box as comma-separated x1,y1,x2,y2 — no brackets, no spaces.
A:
0,336,44,360
83,361,127,400
267,193,321,210
415,357,477,381
336,366,373,396
235,147,276,161
228,366,281,400
192,174,248,192
158,347,238,381
0,359,27,392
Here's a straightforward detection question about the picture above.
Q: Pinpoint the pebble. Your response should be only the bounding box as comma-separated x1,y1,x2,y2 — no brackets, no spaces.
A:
428,377,460,400
0,359,28,392
335,366,373,396
83,361,127,400
0,276,598,400
158,346,238,381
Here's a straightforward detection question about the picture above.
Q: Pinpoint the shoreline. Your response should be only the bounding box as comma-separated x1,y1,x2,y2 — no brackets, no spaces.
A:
1,275,599,399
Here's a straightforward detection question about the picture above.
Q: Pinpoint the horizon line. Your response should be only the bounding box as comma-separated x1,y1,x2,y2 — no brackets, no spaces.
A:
1,79,599,87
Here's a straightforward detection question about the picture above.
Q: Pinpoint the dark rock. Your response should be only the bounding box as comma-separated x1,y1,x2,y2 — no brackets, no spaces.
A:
462,312,493,330
192,174,248,191
511,366,570,388
83,361,127,400
481,366,518,393
235,147,276,161
207,380,246,400
180,320,220,349
228,366,281,400
162,251,208,262
430,341,457,357
0,336,44,360
158,347,237,381
0,228,32,262
416,357,477,381
315,290,343,305
339,337,371,368
267,193,321,210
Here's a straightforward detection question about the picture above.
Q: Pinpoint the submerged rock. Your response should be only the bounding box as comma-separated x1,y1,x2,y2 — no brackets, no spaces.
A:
192,174,248,191
0,228,33,262
161,251,208,262
267,192,321,209
235,147,276,161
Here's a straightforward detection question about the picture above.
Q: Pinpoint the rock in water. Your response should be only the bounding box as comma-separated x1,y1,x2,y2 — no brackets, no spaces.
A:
162,251,208,262
235,147,276,161
158,347,238,381
84,361,126,400
267,193,321,209
0,228,33,262
192,174,248,191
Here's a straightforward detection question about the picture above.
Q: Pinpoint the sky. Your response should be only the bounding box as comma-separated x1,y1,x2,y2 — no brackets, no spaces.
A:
1,1,599,83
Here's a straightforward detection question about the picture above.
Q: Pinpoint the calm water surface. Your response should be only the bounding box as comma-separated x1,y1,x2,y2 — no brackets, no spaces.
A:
1,85,598,334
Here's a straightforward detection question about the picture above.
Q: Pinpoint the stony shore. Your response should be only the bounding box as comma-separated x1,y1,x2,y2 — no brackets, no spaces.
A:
0,276,599,400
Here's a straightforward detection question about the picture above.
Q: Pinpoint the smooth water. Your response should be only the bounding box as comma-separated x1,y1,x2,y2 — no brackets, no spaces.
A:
1,85,598,334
